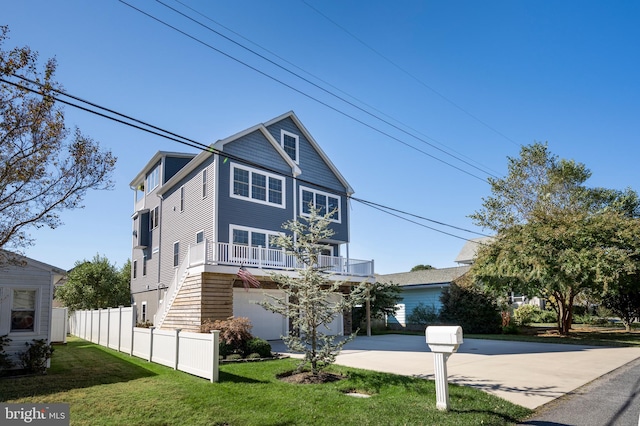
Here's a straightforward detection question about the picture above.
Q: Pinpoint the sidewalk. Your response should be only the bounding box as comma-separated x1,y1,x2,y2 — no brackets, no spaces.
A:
270,334,640,409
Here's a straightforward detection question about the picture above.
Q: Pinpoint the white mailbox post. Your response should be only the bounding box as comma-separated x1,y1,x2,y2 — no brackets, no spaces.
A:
425,326,463,411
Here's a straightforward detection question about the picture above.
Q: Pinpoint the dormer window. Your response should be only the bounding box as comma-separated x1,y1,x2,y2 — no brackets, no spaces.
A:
281,130,299,163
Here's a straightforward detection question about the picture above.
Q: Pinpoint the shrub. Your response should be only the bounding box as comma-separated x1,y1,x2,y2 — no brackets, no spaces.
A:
136,320,153,328
226,354,243,361
0,335,13,371
247,353,261,359
201,316,253,355
246,338,271,358
513,304,540,326
19,339,54,374
439,283,501,334
533,308,556,324
407,303,439,326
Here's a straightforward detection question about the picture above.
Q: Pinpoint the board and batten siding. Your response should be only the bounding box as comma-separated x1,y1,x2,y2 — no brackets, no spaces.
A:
159,157,215,290
0,261,56,362
217,129,295,242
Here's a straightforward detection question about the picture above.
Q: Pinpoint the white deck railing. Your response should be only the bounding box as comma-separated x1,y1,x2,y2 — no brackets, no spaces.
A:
155,240,373,329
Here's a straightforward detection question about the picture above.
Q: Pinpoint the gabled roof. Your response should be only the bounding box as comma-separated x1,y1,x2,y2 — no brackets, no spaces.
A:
263,111,354,195
454,237,494,265
1,250,67,283
376,265,471,287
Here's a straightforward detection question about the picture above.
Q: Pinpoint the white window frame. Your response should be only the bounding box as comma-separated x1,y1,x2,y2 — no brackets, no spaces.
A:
299,186,342,223
146,165,160,194
180,186,185,212
133,260,138,279
229,162,286,208
142,255,147,277
141,301,147,323
202,169,208,199
10,288,40,333
280,130,299,164
196,230,205,244
150,206,159,230
173,241,180,267
229,225,284,264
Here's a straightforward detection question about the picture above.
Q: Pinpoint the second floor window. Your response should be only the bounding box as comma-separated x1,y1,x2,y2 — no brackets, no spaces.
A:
300,187,341,222
231,163,285,208
173,242,180,267
281,130,299,163
150,206,159,230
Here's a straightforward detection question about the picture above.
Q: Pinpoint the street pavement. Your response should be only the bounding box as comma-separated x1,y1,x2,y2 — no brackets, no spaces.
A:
521,356,640,426
269,334,640,410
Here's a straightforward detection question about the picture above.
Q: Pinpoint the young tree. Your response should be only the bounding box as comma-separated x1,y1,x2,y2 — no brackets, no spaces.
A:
470,143,640,334
0,26,116,265
259,207,366,376
55,255,131,310
352,281,402,331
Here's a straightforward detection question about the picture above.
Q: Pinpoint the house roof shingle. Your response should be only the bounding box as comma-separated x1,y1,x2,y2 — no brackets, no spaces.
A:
375,265,471,287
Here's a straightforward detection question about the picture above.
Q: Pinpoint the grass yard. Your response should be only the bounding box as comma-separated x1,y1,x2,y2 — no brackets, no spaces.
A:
0,337,531,425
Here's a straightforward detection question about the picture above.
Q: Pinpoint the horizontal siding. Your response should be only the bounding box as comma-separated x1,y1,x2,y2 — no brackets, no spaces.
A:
0,263,54,363
388,287,446,325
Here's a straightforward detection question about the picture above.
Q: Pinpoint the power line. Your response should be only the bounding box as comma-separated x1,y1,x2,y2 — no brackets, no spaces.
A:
4,74,487,243
119,0,492,183
168,0,502,179
302,0,521,149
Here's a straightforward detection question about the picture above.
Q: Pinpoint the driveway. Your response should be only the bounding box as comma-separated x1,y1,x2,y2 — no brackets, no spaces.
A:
269,334,640,409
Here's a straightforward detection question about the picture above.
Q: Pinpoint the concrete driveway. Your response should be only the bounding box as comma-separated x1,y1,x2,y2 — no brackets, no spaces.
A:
269,334,640,409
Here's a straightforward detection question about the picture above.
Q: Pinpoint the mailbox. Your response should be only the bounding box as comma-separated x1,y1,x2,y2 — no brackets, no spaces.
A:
426,326,463,353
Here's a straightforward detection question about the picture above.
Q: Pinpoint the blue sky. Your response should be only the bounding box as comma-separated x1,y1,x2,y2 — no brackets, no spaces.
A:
4,1,640,274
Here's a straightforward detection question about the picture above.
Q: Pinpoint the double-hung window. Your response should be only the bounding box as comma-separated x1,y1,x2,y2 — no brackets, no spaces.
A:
230,163,285,208
150,206,159,230
281,130,299,163
300,186,341,222
11,289,36,332
173,242,180,267
231,226,283,265
202,169,208,198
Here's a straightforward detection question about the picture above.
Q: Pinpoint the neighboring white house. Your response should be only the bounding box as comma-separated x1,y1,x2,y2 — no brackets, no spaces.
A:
0,253,66,367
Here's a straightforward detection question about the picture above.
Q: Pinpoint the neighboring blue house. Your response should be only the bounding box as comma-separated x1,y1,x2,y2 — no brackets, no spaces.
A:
378,266,470,328
129,111,374,340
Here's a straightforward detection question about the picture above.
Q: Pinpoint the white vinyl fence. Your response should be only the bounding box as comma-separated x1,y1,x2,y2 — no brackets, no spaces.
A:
51,307,68,343
68,307,220,382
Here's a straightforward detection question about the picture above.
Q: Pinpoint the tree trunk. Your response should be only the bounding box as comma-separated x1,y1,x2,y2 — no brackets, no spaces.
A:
555,290,574,335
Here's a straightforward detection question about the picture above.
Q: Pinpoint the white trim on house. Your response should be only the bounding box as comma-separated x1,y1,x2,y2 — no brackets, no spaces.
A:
280,129,299,164
229,162,286,209
299,185,342,223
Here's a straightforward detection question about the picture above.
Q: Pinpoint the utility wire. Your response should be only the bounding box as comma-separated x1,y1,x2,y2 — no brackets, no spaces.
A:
169,0,502,178
5,74,488,243
302,0,521,149
119,0,491,183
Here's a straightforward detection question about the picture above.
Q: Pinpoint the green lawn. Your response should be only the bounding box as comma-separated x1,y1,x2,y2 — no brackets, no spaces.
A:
0,337,531,425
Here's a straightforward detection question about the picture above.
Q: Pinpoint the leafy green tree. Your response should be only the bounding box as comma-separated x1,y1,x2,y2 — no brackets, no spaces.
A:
56,255,131,310
259,207,366,376
470,143,640,334
601,271,640,331
410,264,435,272
439,282,502,334
0,26,116,266
353,281,402,331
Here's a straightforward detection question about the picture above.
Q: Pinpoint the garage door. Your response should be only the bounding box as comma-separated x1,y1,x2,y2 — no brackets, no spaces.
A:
233,289,287,340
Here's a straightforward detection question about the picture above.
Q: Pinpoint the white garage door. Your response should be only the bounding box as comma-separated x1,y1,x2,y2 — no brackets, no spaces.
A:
233,289,288,340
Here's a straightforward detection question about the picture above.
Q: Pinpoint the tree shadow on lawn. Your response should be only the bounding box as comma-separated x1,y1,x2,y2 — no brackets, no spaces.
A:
0,340,156,401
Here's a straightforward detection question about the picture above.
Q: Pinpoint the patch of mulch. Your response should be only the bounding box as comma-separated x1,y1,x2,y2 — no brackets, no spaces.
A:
277,370,346,384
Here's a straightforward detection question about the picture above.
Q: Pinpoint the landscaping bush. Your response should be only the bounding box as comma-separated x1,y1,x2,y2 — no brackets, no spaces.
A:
0,335,13,371
19,339,54,374
407,302,439,326
247,353,261,359
532,308,556,324
201,316,253,356
439,283,501,334
513,304,540,326
245,337,272,358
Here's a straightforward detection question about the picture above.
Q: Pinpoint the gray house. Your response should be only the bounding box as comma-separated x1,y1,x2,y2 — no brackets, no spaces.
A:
0,253,66,366
129,111,374,340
